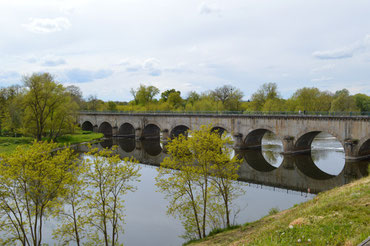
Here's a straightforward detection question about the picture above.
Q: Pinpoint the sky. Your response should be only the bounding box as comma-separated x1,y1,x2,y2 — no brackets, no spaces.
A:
0,0,369,101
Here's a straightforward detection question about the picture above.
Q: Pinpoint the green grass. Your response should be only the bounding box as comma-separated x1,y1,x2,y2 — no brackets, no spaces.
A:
0,131,103,154
54,131,104,146
0,136,34,154
189,172,370,246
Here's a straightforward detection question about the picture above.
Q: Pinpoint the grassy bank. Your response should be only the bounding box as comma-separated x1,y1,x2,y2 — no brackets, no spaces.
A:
189,173,370,246
0,131,104,154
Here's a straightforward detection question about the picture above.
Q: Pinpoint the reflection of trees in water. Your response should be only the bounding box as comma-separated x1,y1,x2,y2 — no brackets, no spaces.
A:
262,149,281,165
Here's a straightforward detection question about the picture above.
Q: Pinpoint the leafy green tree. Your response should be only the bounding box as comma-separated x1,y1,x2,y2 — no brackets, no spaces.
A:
83,146,141,245
167,91,183,109
156,125,243,240
250,83,279,111
0,141,79,245
161,89,180,102
107,101,117,111
330,90,359,112
211,85,244,111
22,73,78,141
130,84,159,106
353,93,370,112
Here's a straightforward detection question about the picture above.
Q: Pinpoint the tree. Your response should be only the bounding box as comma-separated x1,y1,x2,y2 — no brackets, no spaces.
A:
211,85,244,111
156,125,243,240
130,84,159,106
250,83,279,111
330,90,359,112
83,146,141,245
353,93,370,112
22,73,78,141
107,101,117,111
161,89,180,102
0,141,79,245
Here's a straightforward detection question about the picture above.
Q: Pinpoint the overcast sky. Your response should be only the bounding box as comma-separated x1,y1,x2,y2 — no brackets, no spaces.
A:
0,0,369,101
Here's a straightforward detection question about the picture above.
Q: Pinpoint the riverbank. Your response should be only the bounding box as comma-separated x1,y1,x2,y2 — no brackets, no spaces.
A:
188,173,370,246
0,131,104,154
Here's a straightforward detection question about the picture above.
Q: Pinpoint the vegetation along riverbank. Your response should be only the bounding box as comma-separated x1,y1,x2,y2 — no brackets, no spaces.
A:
187,172,370,246
0,131,103,154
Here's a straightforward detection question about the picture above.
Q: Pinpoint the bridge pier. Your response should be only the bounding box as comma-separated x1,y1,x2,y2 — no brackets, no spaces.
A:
161,129,169,143
112,126,118,137
93,125,99,133
233,133,248,150
135,128,143,141
344,138,362,160
282,136,311,155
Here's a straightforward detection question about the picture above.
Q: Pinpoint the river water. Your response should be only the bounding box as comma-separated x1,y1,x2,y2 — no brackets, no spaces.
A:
73,132,368,246
11,133,368,245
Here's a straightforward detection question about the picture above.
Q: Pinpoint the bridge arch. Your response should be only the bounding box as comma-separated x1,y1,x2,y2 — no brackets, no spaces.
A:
294,154,335,180
99,122,113,137
119,123,135,138
170,125,189,138
142,124,161,139
243,149,278,172
358,138,370,157
82,121,94,132
211,126,228,136
244,128,282,148
119,138,135,153
294,130,344,153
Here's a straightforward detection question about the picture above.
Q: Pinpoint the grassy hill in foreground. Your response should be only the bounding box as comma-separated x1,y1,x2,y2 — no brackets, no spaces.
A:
189,173,370,246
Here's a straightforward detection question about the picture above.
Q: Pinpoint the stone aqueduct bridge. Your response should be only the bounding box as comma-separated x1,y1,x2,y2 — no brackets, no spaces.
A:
78,112,370,160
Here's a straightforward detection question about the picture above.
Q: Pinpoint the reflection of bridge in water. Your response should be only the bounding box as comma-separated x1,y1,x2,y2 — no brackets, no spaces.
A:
76,138,369,195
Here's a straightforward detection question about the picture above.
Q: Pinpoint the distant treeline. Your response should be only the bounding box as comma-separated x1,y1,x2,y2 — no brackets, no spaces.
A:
82,83,370,113
1,74,369,137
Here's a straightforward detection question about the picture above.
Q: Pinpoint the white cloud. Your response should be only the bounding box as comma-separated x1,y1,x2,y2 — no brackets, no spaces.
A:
23,17,71,33
119,58,162,77
42,58,66,67
311,64,335,73
311,76,333,82
198,2,221,15
313,34,370,60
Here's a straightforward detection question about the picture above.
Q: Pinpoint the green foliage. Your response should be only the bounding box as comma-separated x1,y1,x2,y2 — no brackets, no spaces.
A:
156,125,244,240
268,207,280,215
188,175,370,246
130,84,160,106
0,141,79,245
22,73,79,140
53,145,141,245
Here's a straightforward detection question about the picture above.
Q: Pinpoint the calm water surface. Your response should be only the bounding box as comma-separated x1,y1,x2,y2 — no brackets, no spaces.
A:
38,133,368,245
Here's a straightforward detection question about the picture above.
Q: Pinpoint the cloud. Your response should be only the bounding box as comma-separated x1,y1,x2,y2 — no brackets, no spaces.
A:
119,58,162,76
0,71,21,86
311,76,333,82
198,2,221,15
23,17,71,33
42,58,66,67
311,64,335,73
313,34,370,60
63,68,113,83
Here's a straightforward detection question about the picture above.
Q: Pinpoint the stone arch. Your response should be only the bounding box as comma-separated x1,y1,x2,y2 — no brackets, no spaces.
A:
294,154,335,180
244,128,281,148
99,122,113,137
243,149,278,172
358,138,370,157
294,130,344,153
142,139,162,156
100,139,113,149
118,138,135,153
82,121,93,132
170,125,189,138
119,123,135,138
142,124,161,139
211,126,227,136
